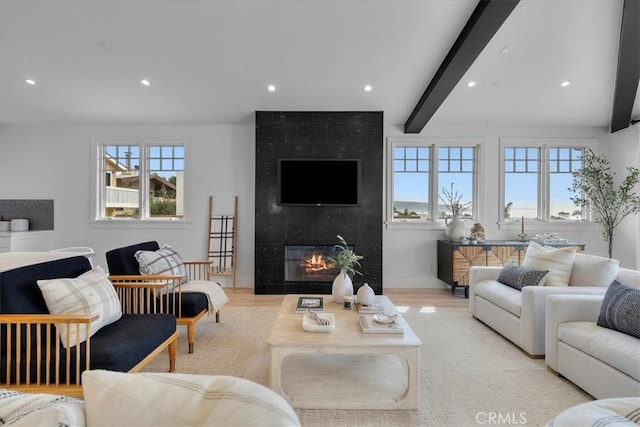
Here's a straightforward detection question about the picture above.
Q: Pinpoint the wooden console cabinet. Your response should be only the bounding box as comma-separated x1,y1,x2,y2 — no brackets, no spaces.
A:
437,240,585,298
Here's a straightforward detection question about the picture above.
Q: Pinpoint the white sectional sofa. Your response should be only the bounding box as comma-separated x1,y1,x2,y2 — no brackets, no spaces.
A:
469,249,624,358
545,282,640,399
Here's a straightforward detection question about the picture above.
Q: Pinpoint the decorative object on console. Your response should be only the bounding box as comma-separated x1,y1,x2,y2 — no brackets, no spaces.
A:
470,222,485,240
356,282,375,306
517,216,527,241
439,183,472,242
327,235,362,303
445,215,468,242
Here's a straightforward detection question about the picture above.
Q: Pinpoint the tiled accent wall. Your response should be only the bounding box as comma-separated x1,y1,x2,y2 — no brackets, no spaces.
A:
0,199,54,230
255,111,383,295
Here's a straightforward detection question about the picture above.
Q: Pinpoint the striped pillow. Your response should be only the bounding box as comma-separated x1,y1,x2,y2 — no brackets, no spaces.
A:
37,266,122,348
522,241,577,286
135,244,188,290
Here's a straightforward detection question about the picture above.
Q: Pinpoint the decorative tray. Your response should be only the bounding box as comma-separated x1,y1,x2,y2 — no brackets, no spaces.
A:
302,312,335,333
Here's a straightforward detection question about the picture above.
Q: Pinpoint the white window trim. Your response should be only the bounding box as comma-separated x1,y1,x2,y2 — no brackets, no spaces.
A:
385,137,484,230
90,136,191,228
498,137,598,231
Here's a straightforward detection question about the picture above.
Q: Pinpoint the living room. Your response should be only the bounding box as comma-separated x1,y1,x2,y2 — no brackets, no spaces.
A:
1,1,639,426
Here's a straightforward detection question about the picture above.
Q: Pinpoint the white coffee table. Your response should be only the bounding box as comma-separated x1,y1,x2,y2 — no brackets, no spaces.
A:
267,294,421,410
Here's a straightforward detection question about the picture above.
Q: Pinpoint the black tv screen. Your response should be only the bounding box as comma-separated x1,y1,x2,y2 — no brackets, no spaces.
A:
277,159,360,206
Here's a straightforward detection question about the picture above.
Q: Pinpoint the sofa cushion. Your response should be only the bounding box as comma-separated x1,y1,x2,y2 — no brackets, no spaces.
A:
558,321,640,382
88,314,177,372
522,241,577,286
0,389,85,427
106,240,160,275
160,292,209,317
135,244,188,288
0,256,92,314
82,370,301,427
569,253,619,287
497,262,549,290
474,280,522,317
37,266,123,348
597,280,640,339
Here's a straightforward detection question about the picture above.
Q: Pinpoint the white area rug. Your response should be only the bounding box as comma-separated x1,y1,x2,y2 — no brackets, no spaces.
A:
142,306,592,426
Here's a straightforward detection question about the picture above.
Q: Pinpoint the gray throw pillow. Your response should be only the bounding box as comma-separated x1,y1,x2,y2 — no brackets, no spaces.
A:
597,280,640,339
497,262,549,291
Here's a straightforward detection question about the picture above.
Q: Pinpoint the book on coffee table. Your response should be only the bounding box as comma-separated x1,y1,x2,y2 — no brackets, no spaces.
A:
356,303,385,314
358,314,404,334
296,296,324,313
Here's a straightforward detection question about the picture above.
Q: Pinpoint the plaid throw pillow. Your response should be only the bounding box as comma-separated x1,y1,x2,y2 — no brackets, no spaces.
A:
135,244,189,289
37,266,122,348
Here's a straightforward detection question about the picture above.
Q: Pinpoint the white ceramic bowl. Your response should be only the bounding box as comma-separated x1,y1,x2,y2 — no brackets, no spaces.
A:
10,219,29,231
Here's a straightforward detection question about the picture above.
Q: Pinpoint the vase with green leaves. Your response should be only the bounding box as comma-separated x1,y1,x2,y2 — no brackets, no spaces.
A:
569,149,639,258
327,235,363,303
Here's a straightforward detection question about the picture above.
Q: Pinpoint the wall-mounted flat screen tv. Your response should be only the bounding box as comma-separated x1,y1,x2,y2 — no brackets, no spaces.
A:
277,159,360,206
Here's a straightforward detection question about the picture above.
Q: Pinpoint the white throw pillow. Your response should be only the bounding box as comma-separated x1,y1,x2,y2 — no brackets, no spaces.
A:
37,266,122,348
521,241,577,287
135,244,188,290
82,370,301,427
569,252,619,287
0,389,85,427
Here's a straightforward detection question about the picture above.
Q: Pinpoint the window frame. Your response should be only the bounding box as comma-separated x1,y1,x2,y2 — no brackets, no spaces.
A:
91,137,190,227
386,137,484,229
498,137,597,230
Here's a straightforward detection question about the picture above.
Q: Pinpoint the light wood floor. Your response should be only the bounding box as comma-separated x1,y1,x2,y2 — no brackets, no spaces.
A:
224,288,469,308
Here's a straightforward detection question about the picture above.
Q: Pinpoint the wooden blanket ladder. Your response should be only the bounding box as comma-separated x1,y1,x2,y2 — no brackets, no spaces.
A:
207,196,238,289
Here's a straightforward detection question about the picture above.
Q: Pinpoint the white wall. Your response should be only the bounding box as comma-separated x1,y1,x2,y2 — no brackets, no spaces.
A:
609,124,640,270
0,124,255,287
1,122,634,290
382,123,634,289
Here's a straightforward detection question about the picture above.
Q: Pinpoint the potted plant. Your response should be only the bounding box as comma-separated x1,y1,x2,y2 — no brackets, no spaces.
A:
569,149,640,258
327,235,363,303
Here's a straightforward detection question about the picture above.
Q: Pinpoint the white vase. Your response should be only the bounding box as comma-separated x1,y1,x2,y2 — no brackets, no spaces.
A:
445,215,467,242
332,270,353,303
356,282,375,306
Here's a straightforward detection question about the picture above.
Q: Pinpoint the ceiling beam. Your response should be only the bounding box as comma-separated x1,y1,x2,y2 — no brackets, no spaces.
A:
404,0,520,134
610,0,640,133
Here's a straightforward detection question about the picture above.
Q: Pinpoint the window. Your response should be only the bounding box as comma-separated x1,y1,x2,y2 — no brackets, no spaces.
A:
388,138,481,225
97,142,185,220
500,138,595,224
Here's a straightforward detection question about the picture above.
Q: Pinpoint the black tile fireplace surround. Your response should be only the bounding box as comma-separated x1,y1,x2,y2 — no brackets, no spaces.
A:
254,111,383,295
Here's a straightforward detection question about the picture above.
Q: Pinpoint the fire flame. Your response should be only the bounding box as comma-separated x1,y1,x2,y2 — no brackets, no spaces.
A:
302,254,331,274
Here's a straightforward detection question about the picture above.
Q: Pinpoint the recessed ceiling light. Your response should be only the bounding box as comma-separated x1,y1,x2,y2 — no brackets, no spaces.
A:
561,81,571,87
363,85,372,92
140,79,150,86
267,85,276,92
467,81,476,88
25,79,36,85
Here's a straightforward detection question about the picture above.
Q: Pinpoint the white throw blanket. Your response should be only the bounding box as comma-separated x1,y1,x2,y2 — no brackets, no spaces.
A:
179,279,229,314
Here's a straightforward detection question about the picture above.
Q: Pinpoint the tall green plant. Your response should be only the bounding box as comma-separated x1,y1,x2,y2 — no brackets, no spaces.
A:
327,235,363,278
569,149,640,258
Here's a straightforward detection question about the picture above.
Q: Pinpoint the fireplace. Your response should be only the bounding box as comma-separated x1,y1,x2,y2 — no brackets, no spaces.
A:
284,245,350,282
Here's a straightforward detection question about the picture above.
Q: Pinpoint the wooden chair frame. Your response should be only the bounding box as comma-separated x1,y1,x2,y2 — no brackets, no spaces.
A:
1,280,179,397
110,261,217,354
